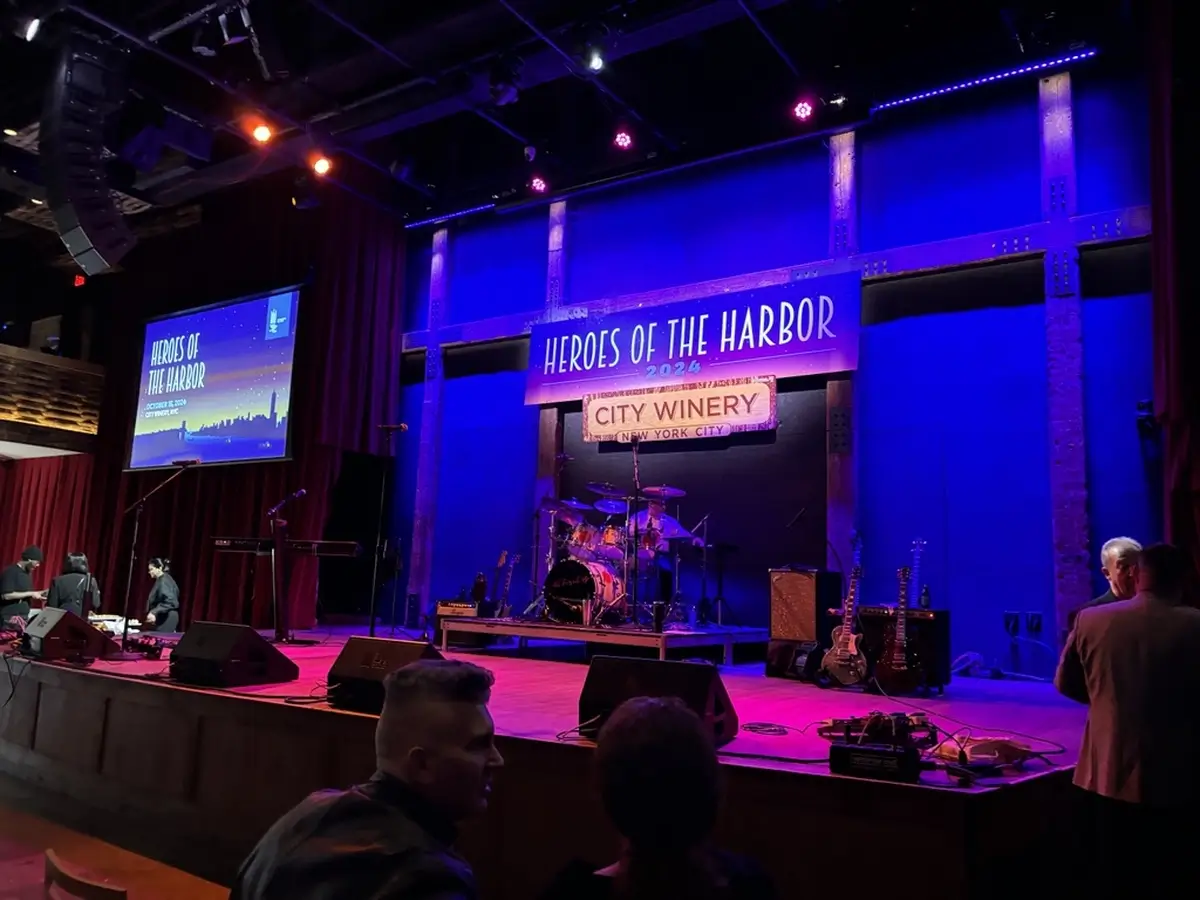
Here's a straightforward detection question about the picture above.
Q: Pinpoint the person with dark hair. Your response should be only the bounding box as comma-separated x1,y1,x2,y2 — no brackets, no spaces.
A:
0,546,47,625
1055,542,1200,892
232,659,502,900
542,697,775,900
46,552,101,619
144,557,180,632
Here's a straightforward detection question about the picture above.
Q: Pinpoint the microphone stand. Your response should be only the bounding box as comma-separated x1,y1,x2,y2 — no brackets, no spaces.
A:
629,438,642,626
367,430,398,638
119,465,192,656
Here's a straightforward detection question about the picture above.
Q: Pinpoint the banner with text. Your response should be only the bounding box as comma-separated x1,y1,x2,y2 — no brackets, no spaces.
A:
525,270,860,405
582,377,777,444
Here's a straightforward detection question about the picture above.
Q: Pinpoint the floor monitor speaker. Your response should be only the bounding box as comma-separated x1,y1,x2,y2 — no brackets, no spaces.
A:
578,656,739,747
39,32,136,274
169,622,299,688
327,637,444,714
21,608,119,662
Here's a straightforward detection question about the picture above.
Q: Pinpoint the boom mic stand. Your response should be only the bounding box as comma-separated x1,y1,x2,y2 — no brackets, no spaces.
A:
118,462,194,657
368,425,406,637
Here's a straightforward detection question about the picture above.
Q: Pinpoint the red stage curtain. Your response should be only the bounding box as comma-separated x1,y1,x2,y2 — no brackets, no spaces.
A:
1149,0,1198,574
0,454,94,577
86,187,406,628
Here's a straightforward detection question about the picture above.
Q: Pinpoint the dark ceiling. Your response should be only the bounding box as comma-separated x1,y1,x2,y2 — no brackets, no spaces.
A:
0,0,1146,270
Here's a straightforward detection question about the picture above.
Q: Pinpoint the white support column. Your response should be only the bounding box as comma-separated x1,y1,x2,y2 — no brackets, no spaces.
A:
409,227,450,621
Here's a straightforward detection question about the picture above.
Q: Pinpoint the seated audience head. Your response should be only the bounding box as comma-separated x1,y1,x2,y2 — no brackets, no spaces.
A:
1136,543,1191,602
375,659,502,822
20,546,43,571
63,552,89,575
147,558,169,578
1100,537,1142,600
596,697,721,876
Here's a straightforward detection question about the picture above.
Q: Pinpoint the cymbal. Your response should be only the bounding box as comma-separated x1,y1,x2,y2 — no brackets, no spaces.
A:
594,499,627,515
586,481,627,498
642,484,686,500
559,497,596,511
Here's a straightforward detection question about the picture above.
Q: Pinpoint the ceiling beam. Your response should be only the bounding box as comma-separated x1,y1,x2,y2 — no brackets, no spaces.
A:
148,0,789,206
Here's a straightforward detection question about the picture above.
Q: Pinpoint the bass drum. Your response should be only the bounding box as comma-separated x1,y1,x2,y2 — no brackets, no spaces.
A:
544,559,625,625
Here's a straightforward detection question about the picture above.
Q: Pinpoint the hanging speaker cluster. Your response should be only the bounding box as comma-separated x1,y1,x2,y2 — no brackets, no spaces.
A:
39,31,137,275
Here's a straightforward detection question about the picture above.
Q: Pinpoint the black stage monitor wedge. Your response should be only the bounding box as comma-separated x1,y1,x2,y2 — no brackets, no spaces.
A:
578,656,739,747
21,608,119,662
169,622,299,688
327,637,444,714
40,32,136,275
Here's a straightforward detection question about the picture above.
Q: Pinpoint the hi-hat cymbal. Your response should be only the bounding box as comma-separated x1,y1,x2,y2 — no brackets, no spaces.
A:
594,499,627,515
586,481,627,499
642,484,686,500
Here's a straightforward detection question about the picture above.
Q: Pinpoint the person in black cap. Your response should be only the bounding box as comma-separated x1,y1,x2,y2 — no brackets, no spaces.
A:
0,546,48,625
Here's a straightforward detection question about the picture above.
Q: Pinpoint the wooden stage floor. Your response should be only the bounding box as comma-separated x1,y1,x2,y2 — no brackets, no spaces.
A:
0,630,1087,899
88,632,1085,780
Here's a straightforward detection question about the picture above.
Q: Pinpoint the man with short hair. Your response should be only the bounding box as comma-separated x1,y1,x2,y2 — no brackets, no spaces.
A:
232,659,503,900
1055,543,1200,890
1067,536,1142,631
0,546,47,625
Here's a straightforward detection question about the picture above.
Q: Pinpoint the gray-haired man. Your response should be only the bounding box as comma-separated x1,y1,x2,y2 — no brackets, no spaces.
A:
1068,536,1142,631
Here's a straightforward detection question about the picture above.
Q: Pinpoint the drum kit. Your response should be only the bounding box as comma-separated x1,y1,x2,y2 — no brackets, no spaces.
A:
532,480,707,629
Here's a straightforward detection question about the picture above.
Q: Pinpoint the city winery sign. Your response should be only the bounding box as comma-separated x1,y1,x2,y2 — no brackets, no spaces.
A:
524,270,861,405
582,377,777,444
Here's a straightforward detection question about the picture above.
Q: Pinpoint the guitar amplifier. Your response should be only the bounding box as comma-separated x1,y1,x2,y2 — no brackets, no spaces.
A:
856,606,952,690
434,600,490,648
766,569,842,680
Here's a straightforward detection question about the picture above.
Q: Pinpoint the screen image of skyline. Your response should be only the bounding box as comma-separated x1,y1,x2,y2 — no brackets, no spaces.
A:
127,288,300,469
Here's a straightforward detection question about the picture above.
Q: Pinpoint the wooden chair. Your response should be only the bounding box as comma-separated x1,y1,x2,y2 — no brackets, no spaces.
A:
43,849,128,900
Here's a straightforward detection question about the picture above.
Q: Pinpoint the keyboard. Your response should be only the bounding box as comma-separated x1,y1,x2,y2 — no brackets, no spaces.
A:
212,537,362,557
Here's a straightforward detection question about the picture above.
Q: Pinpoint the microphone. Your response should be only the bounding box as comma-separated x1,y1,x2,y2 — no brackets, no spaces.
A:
377,423,409,432
171,458,201,467
267,489,307,518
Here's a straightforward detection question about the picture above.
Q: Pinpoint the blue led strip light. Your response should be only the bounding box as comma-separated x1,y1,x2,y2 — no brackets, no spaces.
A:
405,203,497,230
871,49,1099,113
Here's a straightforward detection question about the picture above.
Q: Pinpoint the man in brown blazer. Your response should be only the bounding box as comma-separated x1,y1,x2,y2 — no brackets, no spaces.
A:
1055,543,1200,890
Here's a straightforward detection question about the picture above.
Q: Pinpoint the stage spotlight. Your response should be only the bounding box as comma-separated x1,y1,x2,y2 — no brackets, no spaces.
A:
530,176,548,193
793,100,813,121
614,130,633,150
312,156,331,176
252,123,272,143
219,4,252,45
586,48,604,72
3,128,17,137
24,18,40,42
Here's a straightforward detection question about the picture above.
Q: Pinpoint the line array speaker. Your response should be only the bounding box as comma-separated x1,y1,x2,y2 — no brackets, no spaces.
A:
39,32,137,274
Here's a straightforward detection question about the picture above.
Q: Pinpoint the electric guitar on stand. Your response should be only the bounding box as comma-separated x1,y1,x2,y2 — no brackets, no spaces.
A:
822,531,867,686
499,554,520,618
873,539,926,695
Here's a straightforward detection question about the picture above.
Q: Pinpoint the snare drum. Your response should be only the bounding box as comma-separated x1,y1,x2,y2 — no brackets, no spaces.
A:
636,525,662,562
544,558,626,625
567,523,599,560
596,524,626,561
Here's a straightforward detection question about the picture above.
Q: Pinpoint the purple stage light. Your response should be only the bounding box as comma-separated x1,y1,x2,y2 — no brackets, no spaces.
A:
614,130,633,150
793,101,813,121
872,49,1099,113
530,176,548,193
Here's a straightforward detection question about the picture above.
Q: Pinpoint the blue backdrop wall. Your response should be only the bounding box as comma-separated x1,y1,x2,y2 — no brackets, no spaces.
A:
396,73,1152,665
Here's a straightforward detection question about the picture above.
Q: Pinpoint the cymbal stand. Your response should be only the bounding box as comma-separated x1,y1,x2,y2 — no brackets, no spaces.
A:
628,438,643,625
693,514,711,625
524,509,557,618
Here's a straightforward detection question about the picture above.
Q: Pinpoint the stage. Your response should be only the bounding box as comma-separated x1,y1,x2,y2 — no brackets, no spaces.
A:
0,630,1085,898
